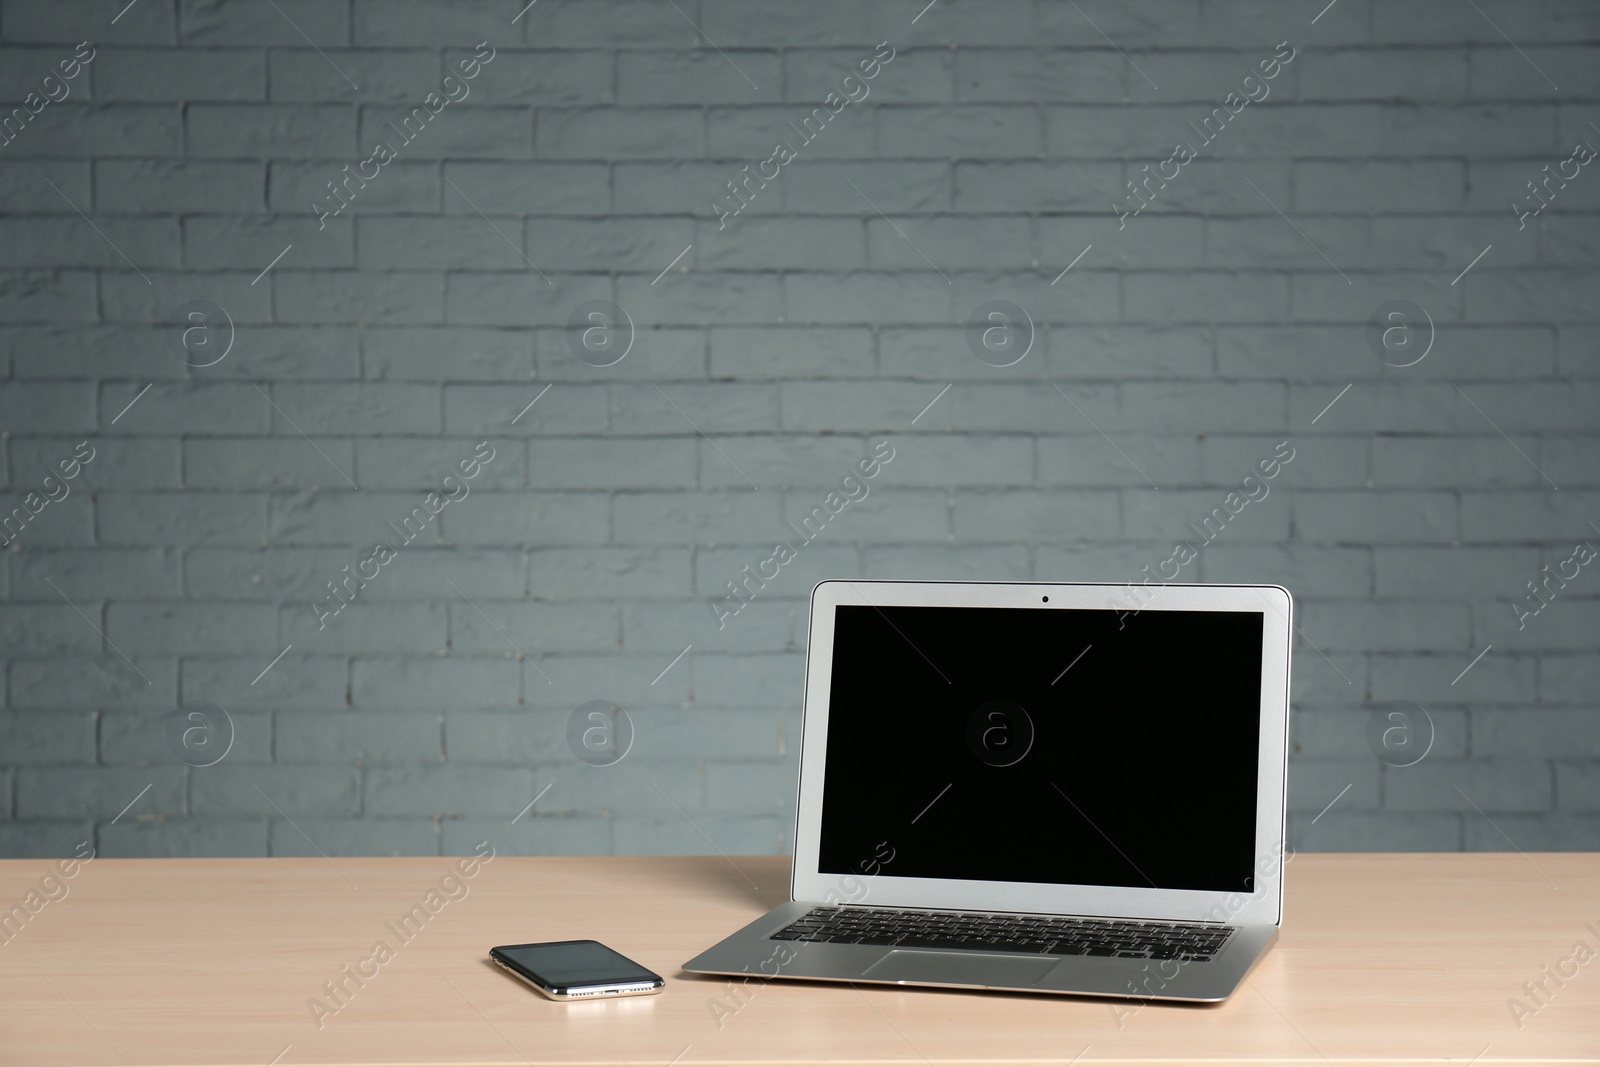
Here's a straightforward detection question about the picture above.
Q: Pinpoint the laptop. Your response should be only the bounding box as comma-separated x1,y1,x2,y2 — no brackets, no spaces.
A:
684,579,1293,1002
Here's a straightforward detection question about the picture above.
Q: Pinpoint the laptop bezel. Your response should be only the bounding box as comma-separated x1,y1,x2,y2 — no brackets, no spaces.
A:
791,579,1291,927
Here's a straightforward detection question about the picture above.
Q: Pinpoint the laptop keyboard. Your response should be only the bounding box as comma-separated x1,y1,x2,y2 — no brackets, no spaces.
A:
772,906,1232,961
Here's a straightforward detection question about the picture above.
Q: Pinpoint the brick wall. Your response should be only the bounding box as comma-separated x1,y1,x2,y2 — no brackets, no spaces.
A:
1,0,1597,858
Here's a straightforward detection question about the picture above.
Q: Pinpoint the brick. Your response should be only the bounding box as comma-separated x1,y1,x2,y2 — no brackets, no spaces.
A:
540,106,703,159
1293,491,1456,542
363,766,530,816
0,104,181,158
187,104,355,158
470,49,613,104
0,271,97,323
1123,272,1289,323
1204,544,1370,599
955,49,1123,103
361,104,532,159
0,161,90,211
699,217,866,270
1371,435,1539,487
526,217,695,273
443,272,611,327
269,50,440,103
443,384,607,434
954,161,1121,212
11,548,182,600
1461,814,1600,851
1300,600,1472,653
100,820,270,857
98,707,270,766
364,326,533,382
444,161,608,214
100,381,268,436
867,215,1028,271
1037,434,1200,487
184,215,353,271
624,598,801,654
0,711,96,764
1125,382,1288,433
1044,217,1204,272
784,162,952,213
0,821,94,858
185,438,358,490
106,602,276,654
1295,161,1466,213
1286,759,1380,813
952,489,1117,542
281,599,448,654
1386,760,1552,813
1032,0,1201,47
707,760,796,812
1205,217,1368,270
711,326,873,378
97,492,266,545
1291,812,1462,851
179,0,350,46
274,271,444,325
1371,651,1534,704
16,766,183,819
792,48,953,105
193,766,359,817
446,490,610,545
527,0,696,46
270,818,437,856
1300,48,1468,101
619,272,783,327
1473,47,1600,100
99,271,272,326
95,47,265,100
0,217,178,270
864,543,1025,581
277,711,442,763
180,653,346,708
880,105,1043,158
213,327,364,380
270,160,439,214
1543,655,1600,706
1461,491,1600,541
1475,709,1600,759
784,272,946,326
3,1,174,42
697,544,859,596
449,600,618,654
352,0,507,46
352,437,524,492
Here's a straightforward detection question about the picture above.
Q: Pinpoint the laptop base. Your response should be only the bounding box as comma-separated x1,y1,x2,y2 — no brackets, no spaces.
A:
683,900,1278,1003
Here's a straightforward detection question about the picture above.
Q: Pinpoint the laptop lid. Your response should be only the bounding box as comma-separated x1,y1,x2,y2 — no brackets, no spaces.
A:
792,580,1292,927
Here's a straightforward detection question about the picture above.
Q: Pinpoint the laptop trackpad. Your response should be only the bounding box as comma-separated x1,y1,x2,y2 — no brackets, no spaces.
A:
862,950,1058,988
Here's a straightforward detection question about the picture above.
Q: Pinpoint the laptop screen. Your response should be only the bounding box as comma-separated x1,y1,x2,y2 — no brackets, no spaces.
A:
817,604,1264,895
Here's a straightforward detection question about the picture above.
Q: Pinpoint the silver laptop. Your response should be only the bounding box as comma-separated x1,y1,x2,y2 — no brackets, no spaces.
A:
684,579,1293,1003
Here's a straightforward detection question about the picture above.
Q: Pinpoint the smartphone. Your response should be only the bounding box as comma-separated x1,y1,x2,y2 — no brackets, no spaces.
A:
489,940,664,1001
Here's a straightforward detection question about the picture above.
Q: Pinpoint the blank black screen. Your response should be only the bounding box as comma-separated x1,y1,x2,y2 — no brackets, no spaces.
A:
496,941,658,988
817,605,1264,893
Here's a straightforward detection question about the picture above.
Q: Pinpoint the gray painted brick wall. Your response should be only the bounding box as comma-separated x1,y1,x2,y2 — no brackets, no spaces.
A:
1,0,1598,859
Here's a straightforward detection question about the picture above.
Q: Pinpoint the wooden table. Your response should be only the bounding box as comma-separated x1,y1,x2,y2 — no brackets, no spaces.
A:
1,852,1595,1066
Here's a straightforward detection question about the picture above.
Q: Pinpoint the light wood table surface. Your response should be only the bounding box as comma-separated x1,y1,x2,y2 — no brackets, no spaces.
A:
1,852,1596,1066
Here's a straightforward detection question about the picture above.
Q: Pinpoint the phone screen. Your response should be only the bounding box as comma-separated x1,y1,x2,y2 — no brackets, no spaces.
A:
494,941,659,989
